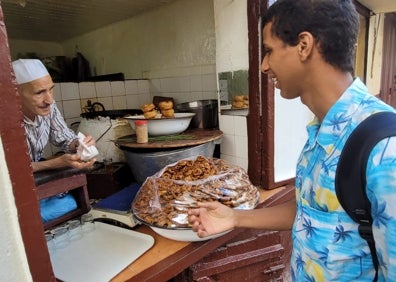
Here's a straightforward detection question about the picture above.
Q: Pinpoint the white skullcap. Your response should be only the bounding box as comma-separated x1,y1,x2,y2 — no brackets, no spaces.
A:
12,59,49,85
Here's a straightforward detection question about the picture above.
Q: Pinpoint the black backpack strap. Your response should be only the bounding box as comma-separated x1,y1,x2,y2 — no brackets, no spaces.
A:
335,111,396,282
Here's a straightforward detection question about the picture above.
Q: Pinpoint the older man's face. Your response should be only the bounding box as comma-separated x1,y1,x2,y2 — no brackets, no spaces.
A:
18,75,55,120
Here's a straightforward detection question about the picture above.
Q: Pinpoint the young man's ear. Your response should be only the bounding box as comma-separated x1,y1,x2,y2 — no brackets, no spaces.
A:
297,31,314,61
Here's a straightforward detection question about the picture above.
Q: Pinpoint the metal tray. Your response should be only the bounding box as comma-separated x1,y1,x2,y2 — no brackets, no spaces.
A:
49,222,154,282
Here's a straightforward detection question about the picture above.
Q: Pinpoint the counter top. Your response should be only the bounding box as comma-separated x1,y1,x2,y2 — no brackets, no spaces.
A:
111,185,294,282
115,129,223,149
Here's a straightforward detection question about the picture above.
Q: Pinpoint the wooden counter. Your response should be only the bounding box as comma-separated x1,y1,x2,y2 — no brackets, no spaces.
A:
111,185,294,282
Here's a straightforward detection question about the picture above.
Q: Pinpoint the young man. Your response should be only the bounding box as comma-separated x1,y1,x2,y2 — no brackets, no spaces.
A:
188,0,396,280
13,59,96,172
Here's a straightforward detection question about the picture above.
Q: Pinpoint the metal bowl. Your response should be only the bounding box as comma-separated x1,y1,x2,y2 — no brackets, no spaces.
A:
121,142,215,183
175,99,218,129
124,113,195,136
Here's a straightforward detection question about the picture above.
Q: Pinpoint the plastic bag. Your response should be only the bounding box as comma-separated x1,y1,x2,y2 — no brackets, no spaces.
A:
132,155,259,228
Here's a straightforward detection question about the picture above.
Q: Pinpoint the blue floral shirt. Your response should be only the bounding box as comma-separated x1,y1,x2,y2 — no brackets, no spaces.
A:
291,78,396,281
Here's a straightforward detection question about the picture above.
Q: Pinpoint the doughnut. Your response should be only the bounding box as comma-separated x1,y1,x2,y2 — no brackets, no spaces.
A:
161,109,175,118
232,101,248,109
233,95,245,102
143,109,158,119
159,101,173,110
141,103,155,113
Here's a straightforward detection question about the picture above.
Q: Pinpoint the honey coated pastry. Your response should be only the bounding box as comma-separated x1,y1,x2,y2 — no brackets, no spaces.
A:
234,95,245,102
232,94,249,109
159,101,173,110
232,100,247,109
132,156,260,228
143,109,158,119
141,103,155,113
161,109,175,118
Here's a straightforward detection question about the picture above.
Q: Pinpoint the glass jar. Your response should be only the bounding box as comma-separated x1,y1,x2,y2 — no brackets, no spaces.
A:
135,120,148,143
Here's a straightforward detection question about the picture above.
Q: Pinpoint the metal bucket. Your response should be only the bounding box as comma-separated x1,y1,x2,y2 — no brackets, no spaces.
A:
121,141,215,183
175,100,219,129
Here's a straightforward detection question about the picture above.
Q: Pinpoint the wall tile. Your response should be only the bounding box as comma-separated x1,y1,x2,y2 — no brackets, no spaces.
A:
220,134,236,156
160,77,177,92
60,82,79,100
112,96,127,109
190,75,203,92
110,81,126,96
202,91,217,100
235,135,248,159
220,154,236,167
138,79,150,94
179,76,191,92
150,79,161,96
55,101,64,115
79,82,96,99
97,97,113,111
53,83,62,102
189,92,204,102
219,115,235,135
202,74,217,91
234,116,247,137
126,94,141,109
138,93,152,106
63,99,82,119
235,157,248,171
95,81,112,97
125,80,138,95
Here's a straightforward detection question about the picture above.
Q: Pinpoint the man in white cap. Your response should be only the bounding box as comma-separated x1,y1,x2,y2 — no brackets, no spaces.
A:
12,58,96,172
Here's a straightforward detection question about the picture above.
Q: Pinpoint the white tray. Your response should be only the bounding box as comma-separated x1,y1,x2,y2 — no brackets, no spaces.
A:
49,222,154,282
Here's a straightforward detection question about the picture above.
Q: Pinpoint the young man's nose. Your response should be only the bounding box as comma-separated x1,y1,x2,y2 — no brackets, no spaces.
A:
261,55,270,73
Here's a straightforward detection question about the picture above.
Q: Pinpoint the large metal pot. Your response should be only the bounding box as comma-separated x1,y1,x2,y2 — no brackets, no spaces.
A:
121,141,216,183
175,99,219,129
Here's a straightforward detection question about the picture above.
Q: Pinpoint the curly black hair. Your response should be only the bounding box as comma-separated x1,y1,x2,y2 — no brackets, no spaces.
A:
263,0,360,74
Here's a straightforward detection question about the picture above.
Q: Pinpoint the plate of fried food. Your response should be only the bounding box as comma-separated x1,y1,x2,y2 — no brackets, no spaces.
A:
125,102,195,136
131,156,260,241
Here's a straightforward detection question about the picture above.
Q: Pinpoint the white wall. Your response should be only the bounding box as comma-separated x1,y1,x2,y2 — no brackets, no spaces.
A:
0,137,32,282
214,0,249,72
61,0,216,80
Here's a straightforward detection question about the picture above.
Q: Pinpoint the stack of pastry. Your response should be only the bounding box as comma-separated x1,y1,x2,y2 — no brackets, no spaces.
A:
141,103,158,119
159,100,174,118
232,95,249,109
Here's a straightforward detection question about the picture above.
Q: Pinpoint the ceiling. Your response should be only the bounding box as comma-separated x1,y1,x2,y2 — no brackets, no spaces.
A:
1,0,177,42
1,0,395,43
357,0,396,13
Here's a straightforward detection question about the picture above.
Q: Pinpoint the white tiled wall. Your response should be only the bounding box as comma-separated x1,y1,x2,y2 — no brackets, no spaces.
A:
219,114,248,171
48,73,248,171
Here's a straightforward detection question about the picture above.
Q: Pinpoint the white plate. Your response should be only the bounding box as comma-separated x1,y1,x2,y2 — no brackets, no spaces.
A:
125,112,195,136
150,226,231,242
